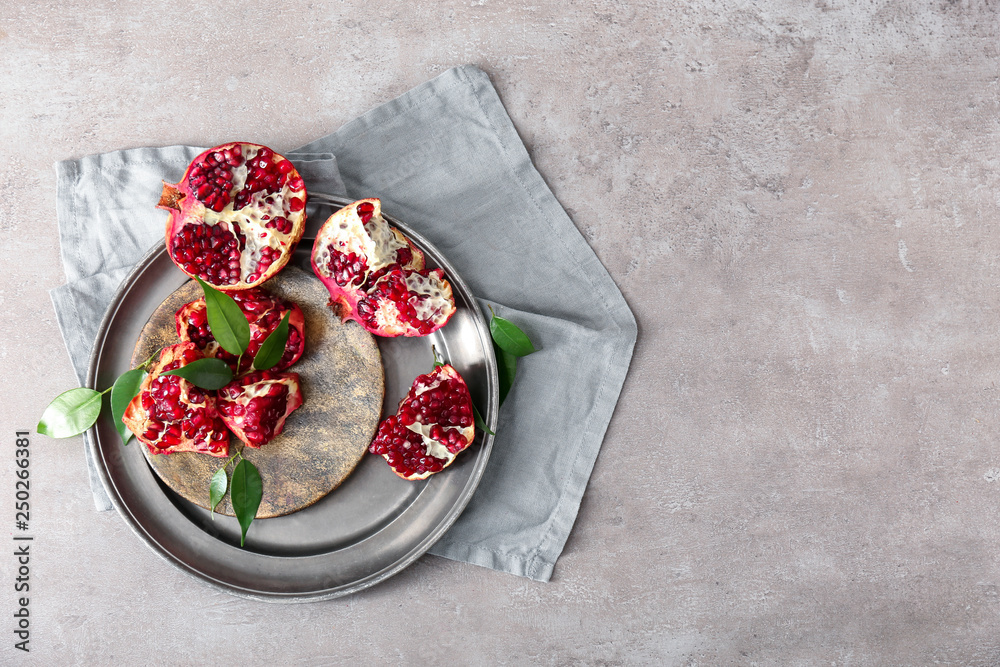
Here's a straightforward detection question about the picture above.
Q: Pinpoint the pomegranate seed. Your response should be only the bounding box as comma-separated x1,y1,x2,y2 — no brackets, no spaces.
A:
356,202,375,223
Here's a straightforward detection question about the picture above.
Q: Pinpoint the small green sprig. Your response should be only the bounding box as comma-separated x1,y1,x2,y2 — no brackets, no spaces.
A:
208,448,262,547
37,350,160,440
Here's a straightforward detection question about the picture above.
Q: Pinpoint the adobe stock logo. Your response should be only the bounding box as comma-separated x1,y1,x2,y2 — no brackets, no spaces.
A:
13,431,32,653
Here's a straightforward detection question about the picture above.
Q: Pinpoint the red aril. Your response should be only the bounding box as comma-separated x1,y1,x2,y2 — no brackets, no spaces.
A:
369,364,475,480
311,198,456,337
217,371,304,448
175,288,305,374
122,343,230,457
160,142,307,290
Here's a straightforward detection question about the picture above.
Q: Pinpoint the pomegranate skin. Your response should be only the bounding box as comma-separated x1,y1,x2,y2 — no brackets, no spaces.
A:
160,142,307,291
311,198,457,337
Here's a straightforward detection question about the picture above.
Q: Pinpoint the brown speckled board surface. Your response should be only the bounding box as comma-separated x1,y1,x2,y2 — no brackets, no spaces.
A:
128,267,384,519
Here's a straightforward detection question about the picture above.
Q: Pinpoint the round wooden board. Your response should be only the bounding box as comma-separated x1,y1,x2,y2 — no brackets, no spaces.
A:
129,267,384,519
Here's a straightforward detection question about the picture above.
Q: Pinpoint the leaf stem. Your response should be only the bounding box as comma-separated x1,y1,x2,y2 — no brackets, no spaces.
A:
220,447,242,470
138,346,165,370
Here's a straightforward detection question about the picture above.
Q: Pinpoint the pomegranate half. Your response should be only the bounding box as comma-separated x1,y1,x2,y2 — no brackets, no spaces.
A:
217,371,304,448
175,288,306,374
122,343,230,457
160,142,307,290
369,364,475,480
311,198,456,337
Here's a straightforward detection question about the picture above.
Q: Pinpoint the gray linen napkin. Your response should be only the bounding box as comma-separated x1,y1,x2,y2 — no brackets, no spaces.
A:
51,65,636,582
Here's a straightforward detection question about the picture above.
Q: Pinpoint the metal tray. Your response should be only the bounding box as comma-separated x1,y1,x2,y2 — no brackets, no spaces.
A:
86,193,498,601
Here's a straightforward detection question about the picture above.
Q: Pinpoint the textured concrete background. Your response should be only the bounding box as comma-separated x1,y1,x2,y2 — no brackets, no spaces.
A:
2,0,999,664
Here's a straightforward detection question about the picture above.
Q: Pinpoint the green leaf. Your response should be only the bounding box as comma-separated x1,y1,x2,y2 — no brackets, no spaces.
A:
489,307,536,357
37,388,103,438
161,358,233,390
494,341,517,406
196,277,250,356
472,402,494,436
252,311,290,371
209,467,228,519
111,368,146,445
231,459,263,547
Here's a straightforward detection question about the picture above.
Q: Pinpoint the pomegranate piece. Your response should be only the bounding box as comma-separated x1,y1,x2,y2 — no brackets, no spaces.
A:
122,343,230,457
311,198,457,337
159,142,307,291
175,288,305,374
216,371,304,448
369,364,475,480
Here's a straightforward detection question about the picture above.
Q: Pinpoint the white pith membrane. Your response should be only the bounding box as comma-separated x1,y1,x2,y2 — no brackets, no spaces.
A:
312,200,420,285
187,145,305,284
404,372,475,462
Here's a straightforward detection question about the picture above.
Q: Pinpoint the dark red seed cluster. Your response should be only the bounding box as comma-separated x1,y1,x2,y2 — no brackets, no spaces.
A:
233,147,285,210
356,201,375,223
369,416,447,478
170,222,246,286
278,328,303,369
395,247,413,267
177,303,213,348
326,249,369,288
246,246,280,285
264,216,293,234
187,145,243,212
217,371,298,446
401,379,472,434
359,269,439,335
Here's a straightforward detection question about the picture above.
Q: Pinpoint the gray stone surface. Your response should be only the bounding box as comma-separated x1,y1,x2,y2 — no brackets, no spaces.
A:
2,1,999,664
